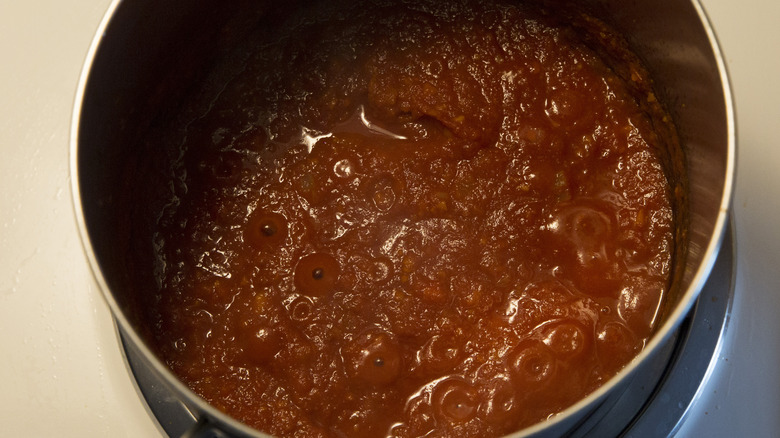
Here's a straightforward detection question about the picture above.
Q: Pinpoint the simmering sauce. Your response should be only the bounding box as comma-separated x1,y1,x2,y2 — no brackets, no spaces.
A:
141,0,676,436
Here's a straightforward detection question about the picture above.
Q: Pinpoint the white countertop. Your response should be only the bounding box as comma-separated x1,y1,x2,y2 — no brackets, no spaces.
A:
1,0,778,436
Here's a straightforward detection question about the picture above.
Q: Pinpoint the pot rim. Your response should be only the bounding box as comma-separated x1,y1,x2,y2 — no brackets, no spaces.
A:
69,0,736,436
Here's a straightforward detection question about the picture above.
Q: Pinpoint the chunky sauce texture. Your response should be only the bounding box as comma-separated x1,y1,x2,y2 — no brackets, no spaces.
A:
144,1,675,436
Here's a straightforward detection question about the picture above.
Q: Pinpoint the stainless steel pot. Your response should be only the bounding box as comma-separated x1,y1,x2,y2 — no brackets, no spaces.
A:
71,0,735,436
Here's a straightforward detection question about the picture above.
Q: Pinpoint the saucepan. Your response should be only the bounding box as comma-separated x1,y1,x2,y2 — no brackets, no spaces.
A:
71,0,734,436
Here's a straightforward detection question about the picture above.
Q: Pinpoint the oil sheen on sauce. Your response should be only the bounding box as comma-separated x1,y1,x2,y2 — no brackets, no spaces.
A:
142,1,676,436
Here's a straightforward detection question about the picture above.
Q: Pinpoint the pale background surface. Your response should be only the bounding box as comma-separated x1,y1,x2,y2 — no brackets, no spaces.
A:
0,0,777,436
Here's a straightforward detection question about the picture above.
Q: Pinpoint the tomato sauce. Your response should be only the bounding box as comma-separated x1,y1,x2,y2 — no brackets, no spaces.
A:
140,1,676,436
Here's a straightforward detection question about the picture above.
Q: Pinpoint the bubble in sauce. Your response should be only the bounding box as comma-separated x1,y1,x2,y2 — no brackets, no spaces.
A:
294,253,340,297
333,158,355,178
542,320,591,359
244,211,288,250
288,295,314,322
365,174,401,212
432,377,479,423
508,340,557,386
344,330,402,386
547,198,621,297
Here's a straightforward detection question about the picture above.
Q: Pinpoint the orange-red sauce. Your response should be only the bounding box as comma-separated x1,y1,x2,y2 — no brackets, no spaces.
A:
143,1,675,436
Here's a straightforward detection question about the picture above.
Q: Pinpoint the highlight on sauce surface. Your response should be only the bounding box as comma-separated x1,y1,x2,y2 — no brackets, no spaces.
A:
134,0,680,436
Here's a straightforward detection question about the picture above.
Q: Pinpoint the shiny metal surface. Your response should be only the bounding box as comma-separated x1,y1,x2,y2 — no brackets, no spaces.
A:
71,0,735,436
